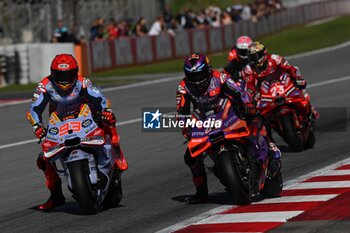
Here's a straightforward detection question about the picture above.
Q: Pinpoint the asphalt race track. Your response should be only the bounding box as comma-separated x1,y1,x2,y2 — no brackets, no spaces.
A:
0,44,350,233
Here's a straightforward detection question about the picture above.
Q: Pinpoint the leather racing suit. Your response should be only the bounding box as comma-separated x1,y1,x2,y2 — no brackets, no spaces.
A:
176,70,268,201
26,75,127,200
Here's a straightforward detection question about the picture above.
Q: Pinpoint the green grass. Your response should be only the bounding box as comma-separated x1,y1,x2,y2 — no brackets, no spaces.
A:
2,15,350,93
169,0,253,13
259,16,350,55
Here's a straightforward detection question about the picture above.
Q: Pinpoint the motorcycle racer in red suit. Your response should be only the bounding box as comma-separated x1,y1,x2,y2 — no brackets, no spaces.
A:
177,53,268,204
224,35,253,82
241,42,319,142
26,54,128,211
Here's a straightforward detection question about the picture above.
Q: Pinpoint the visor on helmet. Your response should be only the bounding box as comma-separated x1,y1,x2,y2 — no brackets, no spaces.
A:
186,70,209,83
185,70,210,94
51,68,78,91
237,48,248,58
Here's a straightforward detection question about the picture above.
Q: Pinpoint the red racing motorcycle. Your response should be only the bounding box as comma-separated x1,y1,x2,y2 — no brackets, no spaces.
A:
257,73,316,151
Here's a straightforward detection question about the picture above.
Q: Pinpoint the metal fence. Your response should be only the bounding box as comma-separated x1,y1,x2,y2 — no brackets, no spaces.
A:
0,0,163,44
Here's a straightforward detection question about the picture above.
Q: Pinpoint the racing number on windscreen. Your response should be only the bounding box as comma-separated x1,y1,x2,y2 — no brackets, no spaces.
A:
59,122,81,136
271,85,284,97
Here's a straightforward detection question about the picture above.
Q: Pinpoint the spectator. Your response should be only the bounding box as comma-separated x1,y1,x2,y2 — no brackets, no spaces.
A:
134,17,148,36
210,11,221,27
163,6,174,30
167,18,181,36
107,18,119,40
195,10,210,28
229,5,243,22
117,20,128,37
148,16,165,36
90,17,102,41
54,20,69,42
256,2,268,21
241,4,252,21
221,12,232,25
53,0,284,43
93,18,106,41
64,24,83,44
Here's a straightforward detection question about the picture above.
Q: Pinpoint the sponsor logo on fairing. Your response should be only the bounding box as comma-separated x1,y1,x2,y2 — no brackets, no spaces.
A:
49,127,59,135
82,119,93,128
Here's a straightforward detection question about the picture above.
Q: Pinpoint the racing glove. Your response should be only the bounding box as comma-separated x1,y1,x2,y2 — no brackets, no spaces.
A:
244,102,257,116
296,79,306,90
33,123,47,139
182,127,191,139
101,108,116,126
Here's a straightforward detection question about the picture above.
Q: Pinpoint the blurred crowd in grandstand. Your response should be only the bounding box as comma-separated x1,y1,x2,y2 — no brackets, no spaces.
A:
51,0,284,44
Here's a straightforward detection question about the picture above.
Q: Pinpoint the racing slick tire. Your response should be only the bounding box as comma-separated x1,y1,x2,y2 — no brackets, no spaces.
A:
67,160,98,214
280,114,303,152
218,151,251,205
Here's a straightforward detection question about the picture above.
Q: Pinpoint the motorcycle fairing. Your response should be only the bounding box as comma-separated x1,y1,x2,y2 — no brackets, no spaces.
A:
188,100,250,157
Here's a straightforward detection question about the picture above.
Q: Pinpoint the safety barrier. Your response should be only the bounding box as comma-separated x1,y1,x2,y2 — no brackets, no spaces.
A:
87,0,350,73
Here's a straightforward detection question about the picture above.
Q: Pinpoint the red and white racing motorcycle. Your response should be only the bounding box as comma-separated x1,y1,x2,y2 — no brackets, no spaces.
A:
41,104,122,214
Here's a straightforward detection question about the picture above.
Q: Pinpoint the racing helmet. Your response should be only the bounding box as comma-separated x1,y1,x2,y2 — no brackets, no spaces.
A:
247,41,268,73
236,35,253,60
184,53,211,95
50,54,79,93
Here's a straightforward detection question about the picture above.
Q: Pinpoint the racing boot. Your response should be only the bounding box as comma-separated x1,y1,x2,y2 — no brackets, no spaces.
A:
186,175,209,204
36,156,65,211
311,106,319,120
38,180,65,211
114,145,128,171
267,142,282,178
303,91,319,120
110,126,128,171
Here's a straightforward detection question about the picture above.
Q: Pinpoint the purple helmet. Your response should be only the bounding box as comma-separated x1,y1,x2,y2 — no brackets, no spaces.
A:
183,53,211,94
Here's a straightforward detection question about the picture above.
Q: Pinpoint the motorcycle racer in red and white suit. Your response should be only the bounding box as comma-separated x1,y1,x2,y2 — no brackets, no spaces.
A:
177,53,268,204
26,54,128,211
241,42,319,141
224,36,253,82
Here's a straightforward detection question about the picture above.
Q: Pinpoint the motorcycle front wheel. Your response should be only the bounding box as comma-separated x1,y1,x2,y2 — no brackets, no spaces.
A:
218,151,251,205
67,160,98,214
280,114,303,152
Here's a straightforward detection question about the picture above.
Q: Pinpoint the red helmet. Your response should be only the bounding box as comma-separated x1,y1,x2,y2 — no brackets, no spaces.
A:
50,54,78,93
236,35,253,59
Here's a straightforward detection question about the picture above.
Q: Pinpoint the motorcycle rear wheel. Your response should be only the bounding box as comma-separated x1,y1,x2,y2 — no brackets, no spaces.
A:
68,160,98,214
280,114,303,152
218,151,251,205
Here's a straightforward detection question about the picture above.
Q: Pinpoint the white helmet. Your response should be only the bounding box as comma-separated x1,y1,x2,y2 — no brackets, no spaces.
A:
236,35,253,59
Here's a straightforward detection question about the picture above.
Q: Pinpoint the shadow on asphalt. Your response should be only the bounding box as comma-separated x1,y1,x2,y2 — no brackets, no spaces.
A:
29,201,125,215
172,192,278,205
277,145,298,153
172,192,236,205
